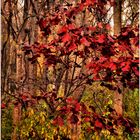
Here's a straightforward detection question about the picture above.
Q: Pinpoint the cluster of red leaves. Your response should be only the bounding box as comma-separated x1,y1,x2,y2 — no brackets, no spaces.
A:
81,103,136,134
21,0,139,116
85,26,139,89
24,25,139,90
53,97,80,126
52,98,136,135
21,0,139,135
1,95,136,135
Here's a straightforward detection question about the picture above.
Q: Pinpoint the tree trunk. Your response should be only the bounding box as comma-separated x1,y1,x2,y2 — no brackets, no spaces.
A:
113,0,123,115
12,0,31,139
113,0,122,35
12,103,21,140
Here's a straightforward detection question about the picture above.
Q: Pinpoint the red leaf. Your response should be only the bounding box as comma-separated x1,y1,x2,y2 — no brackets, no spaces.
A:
88,26,96,31
57,116,64,126
118,43,131,52
75,103,80,111
68,24,76,30
66,8,77,18
85,0,95,5
86,62,93,69
73,99,78,105
1,103,6,109
98,22,103,28
38,18,47,29
21,95,28,101
132,67,139,76
93,74,100,80
108,35,114,42
106,24,111,30
84,117,90,122
79,4,84,11
66,97,73,103
53,116,64,127
58,26,68,34
68,43,77,51
122,65,130,72
122,31,128,36
95,120,103,128
80,37,91,46
62,33,71,43
96,34,105,43
50,16,60,25
109,62,117,71
59,106,68,114
130,38,139,46
120,62,126,67
121,62,130,72
98,57,108,63
87,127,92,132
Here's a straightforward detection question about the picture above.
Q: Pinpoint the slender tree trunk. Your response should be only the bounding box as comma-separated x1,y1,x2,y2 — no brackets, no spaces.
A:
113,0,122,35
113,0,123,115
12,0,31,139
1,0,12,97
12,103,21,140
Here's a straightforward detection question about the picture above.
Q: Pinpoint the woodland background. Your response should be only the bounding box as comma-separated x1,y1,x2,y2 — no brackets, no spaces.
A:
1,0,139,140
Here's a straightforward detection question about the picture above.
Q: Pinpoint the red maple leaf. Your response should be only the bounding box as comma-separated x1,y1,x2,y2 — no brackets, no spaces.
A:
1,103,6,109
93,74,101,80
86,62,94,69
122,65,130,72
62,33,71,43
75,103,80,112
66,97,73,103
79,3,84,11
122,31,128,36
106,24,111,30
130,37,139,46
132,67,139,76
84,117,90,122
96,34,106,43
85,0,95,6
95,120,103,128
87,127,92,132
98,57,108,63
38,18,47,29
109,62,117,71
21,95,28,101
57,116,64,126
80,37,91,46
121,62,130,72
98,22,103,28
68,43,77,51
53,116,64,127
88,26,96,31
68,24,76,30
50,16,61,25
108,35,115,42
66,8,78,18
58,26,68,34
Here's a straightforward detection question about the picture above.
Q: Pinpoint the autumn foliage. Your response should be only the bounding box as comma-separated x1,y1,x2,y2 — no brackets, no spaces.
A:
2,0,139,139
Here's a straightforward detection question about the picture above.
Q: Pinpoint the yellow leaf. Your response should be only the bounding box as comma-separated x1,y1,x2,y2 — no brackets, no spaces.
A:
28,109,34,117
